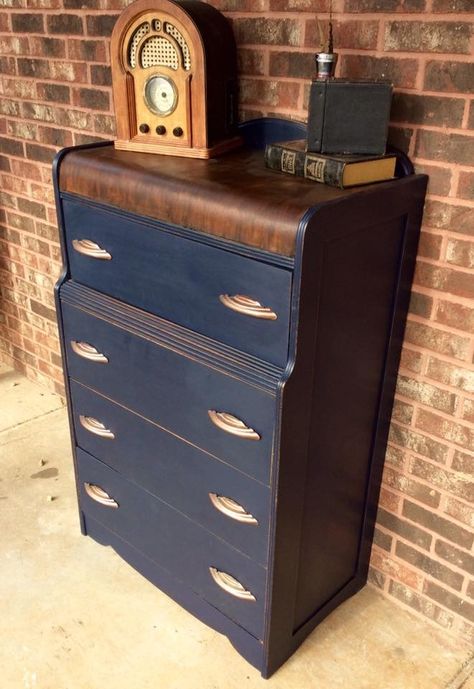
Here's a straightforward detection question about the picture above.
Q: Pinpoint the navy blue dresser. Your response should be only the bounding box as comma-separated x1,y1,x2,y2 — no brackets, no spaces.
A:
54,119,427,677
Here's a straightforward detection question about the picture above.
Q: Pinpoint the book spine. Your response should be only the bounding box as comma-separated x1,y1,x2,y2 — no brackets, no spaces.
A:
264,144,346,188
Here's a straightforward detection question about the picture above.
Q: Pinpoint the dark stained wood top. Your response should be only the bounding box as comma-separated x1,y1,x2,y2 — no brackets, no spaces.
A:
59,144,377,257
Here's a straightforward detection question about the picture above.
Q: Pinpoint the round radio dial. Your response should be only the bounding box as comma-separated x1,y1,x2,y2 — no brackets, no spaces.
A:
144,75,178,117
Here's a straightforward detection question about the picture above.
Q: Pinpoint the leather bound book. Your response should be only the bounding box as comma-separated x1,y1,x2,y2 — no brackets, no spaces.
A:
265,140,396,189
307,79,393,156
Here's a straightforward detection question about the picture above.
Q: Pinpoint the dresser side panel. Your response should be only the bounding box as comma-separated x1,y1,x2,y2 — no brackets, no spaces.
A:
264,174,428,676
293,215,409,627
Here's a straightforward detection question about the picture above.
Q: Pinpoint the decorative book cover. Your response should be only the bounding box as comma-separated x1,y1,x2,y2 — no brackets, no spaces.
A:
265,139,396,189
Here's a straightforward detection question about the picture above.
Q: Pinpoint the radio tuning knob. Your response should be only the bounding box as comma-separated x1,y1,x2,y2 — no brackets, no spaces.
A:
173,127,184,138
139,123,150,133
156,125,166,135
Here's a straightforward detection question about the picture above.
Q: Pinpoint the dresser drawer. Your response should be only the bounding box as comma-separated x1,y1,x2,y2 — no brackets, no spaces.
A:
76,448,266,639
61,301,277,484
62,197,292,367
70,381,271,565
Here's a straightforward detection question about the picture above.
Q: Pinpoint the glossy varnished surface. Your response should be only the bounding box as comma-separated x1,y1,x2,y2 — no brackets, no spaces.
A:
58,144,364,256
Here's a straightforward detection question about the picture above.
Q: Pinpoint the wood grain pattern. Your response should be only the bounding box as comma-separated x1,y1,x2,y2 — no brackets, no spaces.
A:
58,144,367,257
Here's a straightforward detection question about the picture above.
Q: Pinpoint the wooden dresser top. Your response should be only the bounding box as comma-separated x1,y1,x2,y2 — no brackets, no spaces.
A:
59,143,382,257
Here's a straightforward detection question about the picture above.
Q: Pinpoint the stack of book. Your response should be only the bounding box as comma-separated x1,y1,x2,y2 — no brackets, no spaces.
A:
264,139,396,190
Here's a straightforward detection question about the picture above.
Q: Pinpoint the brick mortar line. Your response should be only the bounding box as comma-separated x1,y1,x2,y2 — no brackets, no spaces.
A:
407,313,474,347
343,48,474,61
375,542,470,591
371,549,425,590
416,161,474,173
0,314,56,340
1,294,58,316
383,503,473,558
406,312,474,341
392,434,473,483
1,178,50,195
382,468,474,521
0,349,63,380
0,255,62,276
383,453,472,516
388,428,458,469
0,188,56,209
395,375,473,405
3,322,58,350
0,271,62,292
426,193,474,206
1,238,61,260
389,428,472,467
460,578,470,598
410,398,474,429
415,256,474,276
5,211,61,234
395,88,473,101
400,352,465,384
380,583,473,640
1,264,59,284
392,120,474,135
6,326,61,353
412,278,474,304
381,471,473,524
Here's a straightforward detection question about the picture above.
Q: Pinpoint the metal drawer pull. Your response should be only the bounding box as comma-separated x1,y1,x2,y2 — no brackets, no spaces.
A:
209,567,256,601
72,238,112,260
84,482,118,509
79,415,115,440
219,294,277,320
209,493,258,525
70,340,108,364
208,410,260,441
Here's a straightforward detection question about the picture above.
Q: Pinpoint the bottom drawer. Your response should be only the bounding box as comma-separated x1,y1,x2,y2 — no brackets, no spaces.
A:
76,448,266,640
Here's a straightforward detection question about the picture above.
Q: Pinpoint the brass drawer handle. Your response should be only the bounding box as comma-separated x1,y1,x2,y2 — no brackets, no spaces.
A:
84,482,118,509
71,340,108,364
209,567,256,601
219,294,277,320
208,410,260,441
79,415,115,440
72,238,112,260
209,493,258,525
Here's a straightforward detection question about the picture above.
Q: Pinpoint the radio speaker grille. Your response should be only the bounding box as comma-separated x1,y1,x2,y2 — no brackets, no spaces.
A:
128,21,150,68
140,36,179,70
165,22,191,70
127,19,191,71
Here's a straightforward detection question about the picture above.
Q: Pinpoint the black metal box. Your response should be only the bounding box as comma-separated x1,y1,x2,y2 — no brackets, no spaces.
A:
307,79,392,156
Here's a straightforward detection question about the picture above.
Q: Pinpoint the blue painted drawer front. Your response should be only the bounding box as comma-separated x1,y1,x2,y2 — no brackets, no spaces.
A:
76,448,266,640
62,198,292,367
61,302,277,484
70,380,271,565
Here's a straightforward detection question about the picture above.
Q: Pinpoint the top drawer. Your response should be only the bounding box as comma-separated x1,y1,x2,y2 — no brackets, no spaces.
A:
61,197,293,367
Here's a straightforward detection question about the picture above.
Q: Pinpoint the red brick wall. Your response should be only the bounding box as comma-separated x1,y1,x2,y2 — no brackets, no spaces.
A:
1,0,473,644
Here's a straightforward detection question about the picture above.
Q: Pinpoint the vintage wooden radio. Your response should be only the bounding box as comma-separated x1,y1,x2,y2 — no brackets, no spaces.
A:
111,0,241,158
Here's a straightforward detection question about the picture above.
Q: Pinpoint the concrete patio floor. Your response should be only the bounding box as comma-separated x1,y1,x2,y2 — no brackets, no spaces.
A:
1,362,472,689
